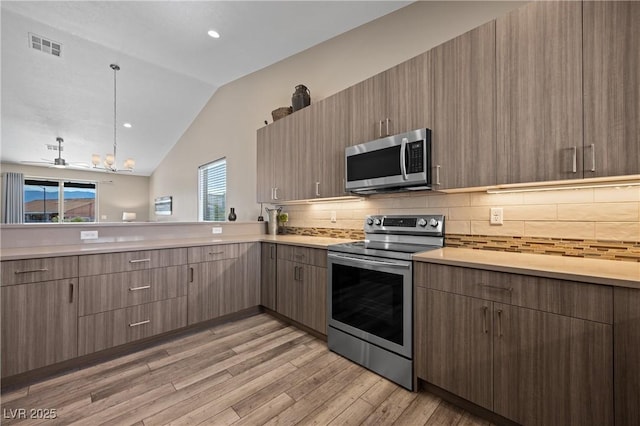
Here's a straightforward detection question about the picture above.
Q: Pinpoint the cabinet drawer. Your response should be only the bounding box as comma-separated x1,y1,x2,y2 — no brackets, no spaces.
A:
79,248,187,276
188,244,238,264
79,265,188,316
415,262,612,324
78,296,187,356
277,244,327,267
1,256,78,286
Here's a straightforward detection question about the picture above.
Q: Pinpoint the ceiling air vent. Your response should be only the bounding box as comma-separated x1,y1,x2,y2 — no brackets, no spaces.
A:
29,33,62,57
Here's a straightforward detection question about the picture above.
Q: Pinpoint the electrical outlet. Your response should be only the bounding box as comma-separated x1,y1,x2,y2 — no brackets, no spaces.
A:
80,230,99,240
100,215,107,220
212,227,223,234
330,211,337,223
490,207,503,225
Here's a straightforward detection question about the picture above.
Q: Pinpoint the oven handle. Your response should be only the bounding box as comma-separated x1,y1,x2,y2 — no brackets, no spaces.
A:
328,253,411,269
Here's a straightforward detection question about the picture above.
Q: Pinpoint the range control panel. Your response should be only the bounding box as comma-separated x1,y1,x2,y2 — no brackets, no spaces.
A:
364,214,445,236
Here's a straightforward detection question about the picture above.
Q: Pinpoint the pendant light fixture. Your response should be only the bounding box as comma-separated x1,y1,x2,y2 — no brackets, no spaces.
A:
91,64,135,172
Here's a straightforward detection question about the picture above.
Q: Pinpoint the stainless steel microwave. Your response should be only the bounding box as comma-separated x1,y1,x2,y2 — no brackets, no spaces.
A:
345,128,432,194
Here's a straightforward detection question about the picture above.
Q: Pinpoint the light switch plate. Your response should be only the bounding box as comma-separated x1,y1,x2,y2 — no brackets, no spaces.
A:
212,227,223,234
80,230,99,240
490,207,503,225
330,211,337,223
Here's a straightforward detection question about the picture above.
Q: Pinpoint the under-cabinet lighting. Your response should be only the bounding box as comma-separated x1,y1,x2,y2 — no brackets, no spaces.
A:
274,195,364,205
486,179,640,194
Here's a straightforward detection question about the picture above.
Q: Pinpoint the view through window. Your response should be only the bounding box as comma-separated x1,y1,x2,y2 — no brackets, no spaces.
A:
24,179,97,223
198,158,226,221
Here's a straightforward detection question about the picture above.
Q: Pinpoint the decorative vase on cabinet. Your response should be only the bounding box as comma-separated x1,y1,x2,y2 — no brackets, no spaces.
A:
228,208,237,221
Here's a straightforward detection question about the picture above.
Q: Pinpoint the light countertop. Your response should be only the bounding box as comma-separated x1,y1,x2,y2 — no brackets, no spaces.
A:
413,247,640,289
0,234,356,261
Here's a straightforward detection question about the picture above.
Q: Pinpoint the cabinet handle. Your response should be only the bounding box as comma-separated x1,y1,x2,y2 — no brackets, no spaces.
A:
69,283,74,303
270,245,276,259
15,268,48,274
571,146,577,173
209,251,224,255
129,320,150,327
435,165,441,185
385,118,390,136
589,144,596,172
271,187,274,200
315,182,320,197
129,258,151,264
482,306,488,334
189,267,194,283
479,283,513,293
294,253,305,259
293,266,299,281
129,285,151,291
497,309,503,338
274,187,279,200
298,266,303,282
378,120,383,138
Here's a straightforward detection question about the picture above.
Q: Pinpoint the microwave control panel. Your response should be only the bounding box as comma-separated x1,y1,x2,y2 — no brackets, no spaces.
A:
407,141,424,173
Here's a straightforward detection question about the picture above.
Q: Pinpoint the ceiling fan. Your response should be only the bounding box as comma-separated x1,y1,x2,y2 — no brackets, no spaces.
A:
21,137,89,169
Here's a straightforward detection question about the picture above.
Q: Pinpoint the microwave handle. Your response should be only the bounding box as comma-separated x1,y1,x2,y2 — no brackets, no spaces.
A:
400,137,408,180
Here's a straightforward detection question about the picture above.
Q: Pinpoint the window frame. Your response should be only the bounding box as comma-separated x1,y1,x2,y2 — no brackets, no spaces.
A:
23,177,98,223
198,157,227,222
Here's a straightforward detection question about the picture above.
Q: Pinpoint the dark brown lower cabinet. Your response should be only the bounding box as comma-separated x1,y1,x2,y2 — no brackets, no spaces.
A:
1,279,78,377
261,243,277,310
415,263,614,426
614,287,640,426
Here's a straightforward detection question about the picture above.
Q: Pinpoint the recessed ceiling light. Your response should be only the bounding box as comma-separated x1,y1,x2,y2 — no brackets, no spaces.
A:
123,123,132,128
207,30,220,39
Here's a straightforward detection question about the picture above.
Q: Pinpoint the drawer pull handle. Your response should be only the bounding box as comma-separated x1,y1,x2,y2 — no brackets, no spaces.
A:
497,309,503,338
129,285,151,291
294,254,305,258
209,251,225,255
15,268,49,274
129,258,151,264
129,320,150,327
479,284,513,293
69,283,74,303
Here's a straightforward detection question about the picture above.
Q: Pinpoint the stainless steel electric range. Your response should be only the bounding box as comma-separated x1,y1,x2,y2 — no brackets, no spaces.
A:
327,214,445,390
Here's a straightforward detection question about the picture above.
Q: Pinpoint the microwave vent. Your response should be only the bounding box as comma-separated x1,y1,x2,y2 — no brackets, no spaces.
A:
29,33,62,57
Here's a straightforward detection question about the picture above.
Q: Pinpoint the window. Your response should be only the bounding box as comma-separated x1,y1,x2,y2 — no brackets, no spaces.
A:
198,158,226,221
24,178,96,223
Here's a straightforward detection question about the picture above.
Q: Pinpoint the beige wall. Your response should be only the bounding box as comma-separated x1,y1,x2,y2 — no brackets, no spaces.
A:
1,163,150,222
150,1,526,222
282,186,640,242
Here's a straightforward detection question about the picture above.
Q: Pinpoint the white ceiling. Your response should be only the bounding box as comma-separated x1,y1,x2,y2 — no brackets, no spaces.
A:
1,1,409,176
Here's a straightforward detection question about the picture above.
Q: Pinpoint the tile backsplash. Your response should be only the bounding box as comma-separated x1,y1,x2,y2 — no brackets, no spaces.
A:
279,185,640,262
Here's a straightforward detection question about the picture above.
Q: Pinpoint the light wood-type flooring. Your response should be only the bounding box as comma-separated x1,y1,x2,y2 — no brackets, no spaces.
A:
1,314,494,425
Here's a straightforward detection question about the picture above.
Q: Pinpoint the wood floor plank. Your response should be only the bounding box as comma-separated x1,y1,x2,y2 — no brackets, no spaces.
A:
232,393,295,426
299,369,381,425
231,348,335,418
327,398,376,426
361,386,419,426
266,362,364,425
393,391,441,425
167,362,297,426
1,313,494,426
424,400,465,425
172,329,305,390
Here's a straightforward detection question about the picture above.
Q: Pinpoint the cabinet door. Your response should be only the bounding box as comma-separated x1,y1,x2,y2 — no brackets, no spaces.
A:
433,22,496,189
293,107,316,200
300,264,327,334
188,259,233,325
311,89,352,198
276,259,303,324
421,289,493,410
350,73,388,145
261,243,277,310
583,1,640,178
387,51,432,137
496,1,583,184
613,288,640,426
494,303,613,426
1,279,78,377
221,243,260,316
256,126,273,203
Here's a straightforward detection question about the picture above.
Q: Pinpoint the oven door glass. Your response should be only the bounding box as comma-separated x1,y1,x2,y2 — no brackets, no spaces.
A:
328,253,412,357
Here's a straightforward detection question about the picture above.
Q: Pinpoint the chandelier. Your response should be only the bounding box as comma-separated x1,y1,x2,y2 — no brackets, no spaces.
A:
91,64,135,172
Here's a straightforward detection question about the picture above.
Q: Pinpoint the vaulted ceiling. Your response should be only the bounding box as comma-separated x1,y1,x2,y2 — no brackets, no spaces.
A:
1,1,409,175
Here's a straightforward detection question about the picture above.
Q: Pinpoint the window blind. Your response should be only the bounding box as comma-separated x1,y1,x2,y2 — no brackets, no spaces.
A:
199,158,226,221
